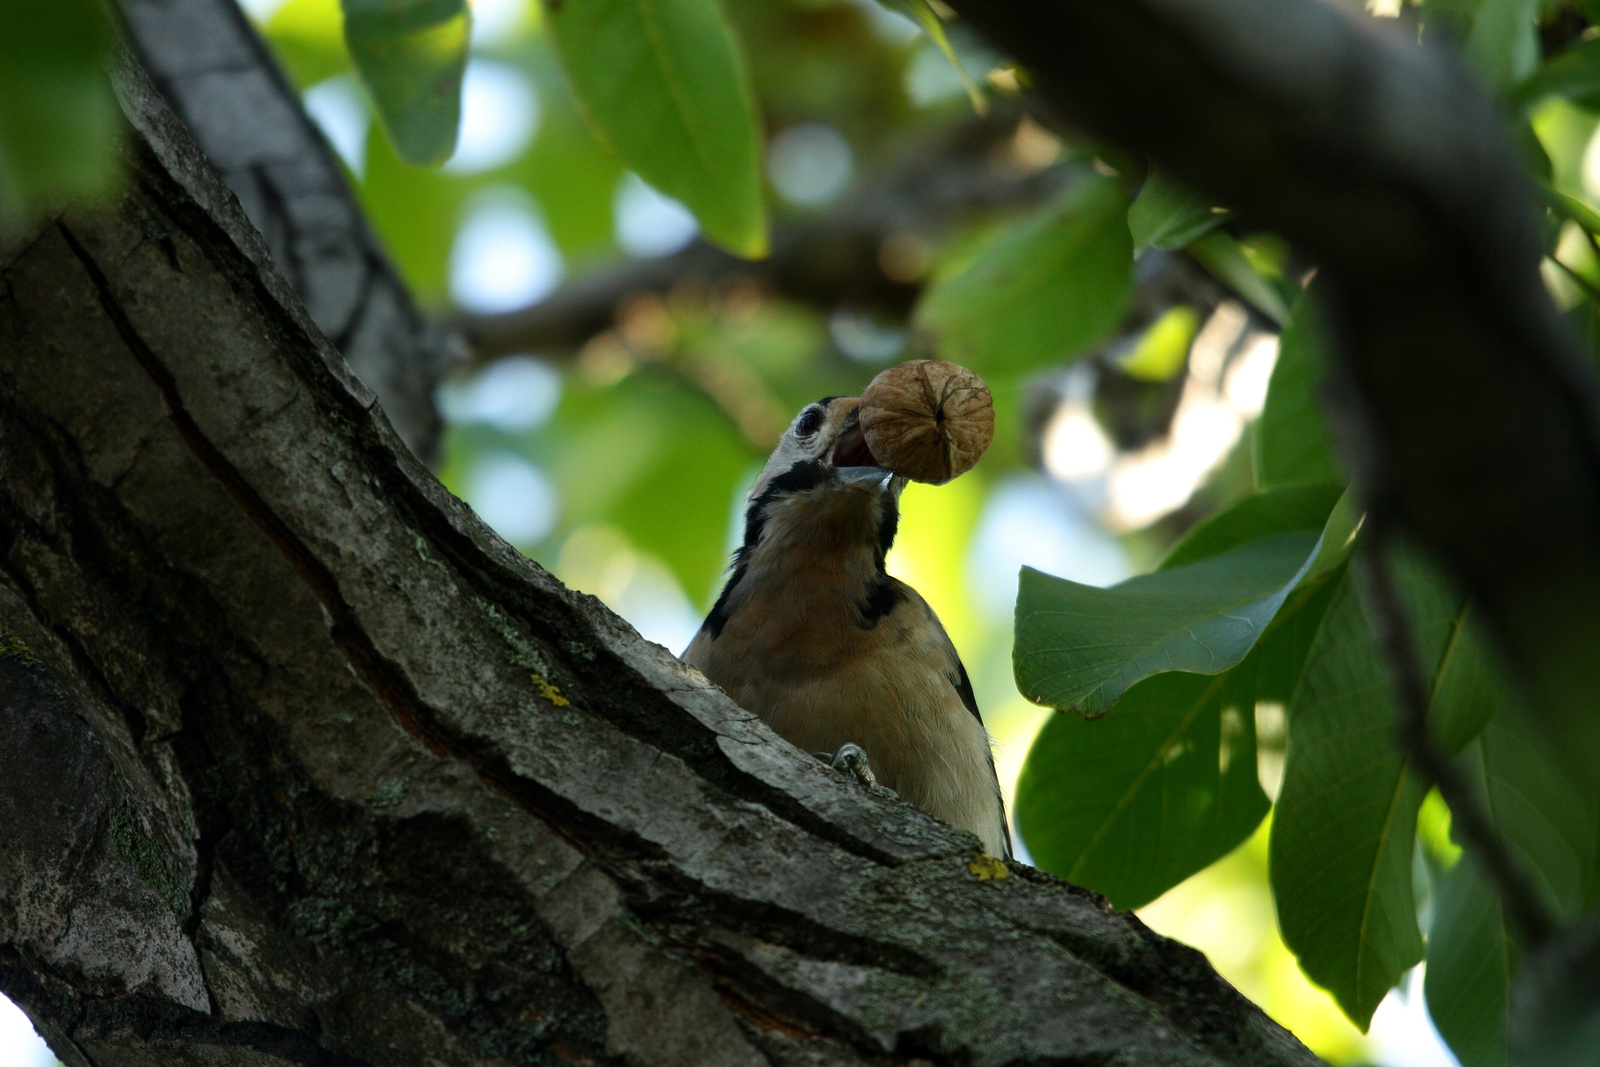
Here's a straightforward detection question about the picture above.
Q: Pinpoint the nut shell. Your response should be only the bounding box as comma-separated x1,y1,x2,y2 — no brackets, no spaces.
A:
859,360,993,484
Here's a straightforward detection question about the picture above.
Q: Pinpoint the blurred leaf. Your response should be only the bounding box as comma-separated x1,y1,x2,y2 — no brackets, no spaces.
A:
343,0,471,167
1515,37,1600,110
1017,569,1342,910
1466,0,1540,93
1015,531,1319,716
546,0,767,258
358,121,471,299
1119,305,1199,382
1426,706,1598,1067
513,45,624,263
1159,484,1342,572
1189,230,1289,326
1255,290,1343,488
0,0,119,225
1128,167,1229,253
890,0,984,113
1544,185,1600,238
265,0,353,88
1269,550,1475,1029
532,371,754,605
917,176,1133,374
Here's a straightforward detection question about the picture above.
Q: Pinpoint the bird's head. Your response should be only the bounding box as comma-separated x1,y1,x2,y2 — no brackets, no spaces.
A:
739,395,907,562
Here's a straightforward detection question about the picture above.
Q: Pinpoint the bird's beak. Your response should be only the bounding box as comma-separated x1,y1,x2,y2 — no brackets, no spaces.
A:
830,414,891,490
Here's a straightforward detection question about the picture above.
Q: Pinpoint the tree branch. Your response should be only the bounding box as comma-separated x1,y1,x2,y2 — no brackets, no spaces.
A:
113,0,459,463
0,59,1321,1067
941,0,1600,799
460,106,1070,363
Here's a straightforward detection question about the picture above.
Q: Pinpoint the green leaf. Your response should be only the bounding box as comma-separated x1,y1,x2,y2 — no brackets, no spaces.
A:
1016,575,1340,910
546,0,767,258
1514,37,1600,110
916,176,1133,374
1127,167,1229,253
1466,0,1540,93
1255,289,1343,488
0,0,119,225
889,0,985,113
1159,484,1343,571
1269,550,1474,1029
1016,657,1269,910
1015,531,1320,716
1543,186,1600,239
1118,305,1199,382
343,0,471,167
1426,707,1598,1067
1188,230,1289,326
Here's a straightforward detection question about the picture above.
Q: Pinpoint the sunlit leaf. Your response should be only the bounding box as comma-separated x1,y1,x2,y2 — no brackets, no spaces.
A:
265,0,354,88
342,0,471,167
1119,305,1199,382
1127,167,1229,253
1188,230,1288,326
1015,530,1320,716
1255,290,1342,488
0,0,119,225
546,0,767,258
1269,550,1480,1029
917,176,1132,374
1426,707,1598,1067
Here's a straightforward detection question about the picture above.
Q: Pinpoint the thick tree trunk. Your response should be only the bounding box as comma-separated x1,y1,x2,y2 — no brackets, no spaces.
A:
0,63,1320,1067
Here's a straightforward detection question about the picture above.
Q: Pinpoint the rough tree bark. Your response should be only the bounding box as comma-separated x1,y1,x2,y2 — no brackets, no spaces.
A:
0,60,1322,1067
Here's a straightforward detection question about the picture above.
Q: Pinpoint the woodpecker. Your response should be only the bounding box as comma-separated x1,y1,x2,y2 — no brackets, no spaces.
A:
684,395,1010,857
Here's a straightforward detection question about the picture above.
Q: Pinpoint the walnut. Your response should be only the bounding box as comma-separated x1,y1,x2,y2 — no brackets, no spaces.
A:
859,360,993,484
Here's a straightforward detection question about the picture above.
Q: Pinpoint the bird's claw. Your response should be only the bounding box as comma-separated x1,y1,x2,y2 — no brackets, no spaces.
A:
827,742,878,789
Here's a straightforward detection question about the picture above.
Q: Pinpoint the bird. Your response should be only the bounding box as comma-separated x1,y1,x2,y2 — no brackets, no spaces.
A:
683,394,1010,857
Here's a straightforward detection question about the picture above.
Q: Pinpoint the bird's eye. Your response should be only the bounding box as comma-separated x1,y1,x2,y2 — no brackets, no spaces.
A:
795,408,824,437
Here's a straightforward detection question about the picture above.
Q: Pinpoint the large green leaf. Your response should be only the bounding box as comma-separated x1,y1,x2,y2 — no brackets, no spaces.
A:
1159,484,1342,571
0,0,119,225
1426,707,1597,1067
1017,575,1341,910
546,0,767,258
343,0,471,167
1015,530,1320,716
1269,551,1480,1029
1127,167,1229,254
916,177,1133,374
1255,290,1342,489
1017,491,1351,908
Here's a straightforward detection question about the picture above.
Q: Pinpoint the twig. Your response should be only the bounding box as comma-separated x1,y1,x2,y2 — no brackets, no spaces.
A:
456,103,1073,363
1359,517,1560,947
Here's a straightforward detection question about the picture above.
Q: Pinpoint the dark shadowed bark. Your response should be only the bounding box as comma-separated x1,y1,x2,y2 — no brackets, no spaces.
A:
113,0,457,463
0,62,1323,1067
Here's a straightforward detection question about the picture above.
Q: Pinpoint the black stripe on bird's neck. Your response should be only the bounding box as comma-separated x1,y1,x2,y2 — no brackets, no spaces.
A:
701,459,828,640
740,460,829,551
